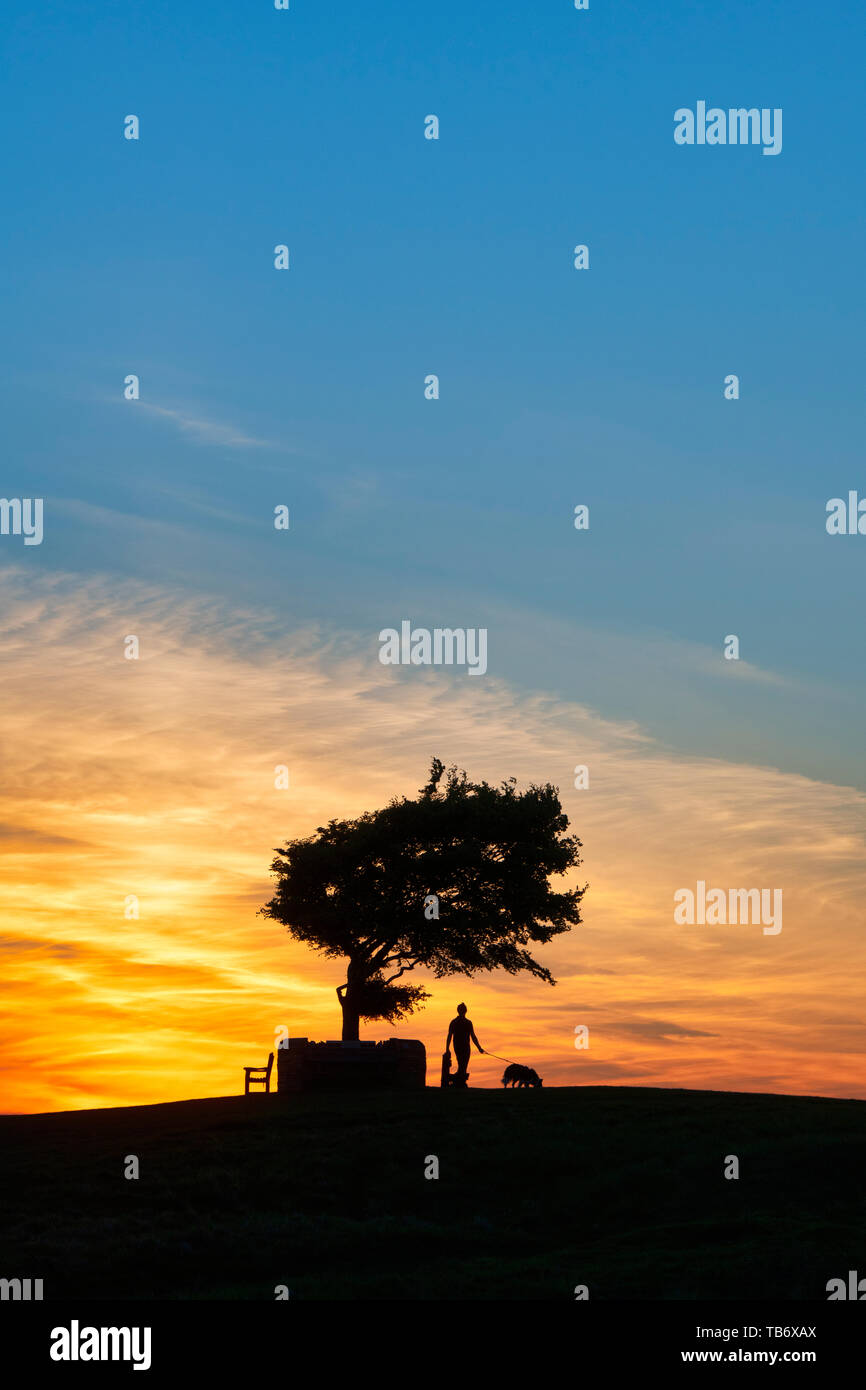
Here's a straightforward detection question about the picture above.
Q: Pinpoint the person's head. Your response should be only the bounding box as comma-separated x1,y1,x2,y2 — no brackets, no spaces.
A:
456,1003,467,1016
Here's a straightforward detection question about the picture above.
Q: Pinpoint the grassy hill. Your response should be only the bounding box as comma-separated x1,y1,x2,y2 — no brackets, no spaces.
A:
2,1085,864,1300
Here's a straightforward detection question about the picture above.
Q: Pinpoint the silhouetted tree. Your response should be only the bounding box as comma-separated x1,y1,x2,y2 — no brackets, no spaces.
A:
260,759,585,1040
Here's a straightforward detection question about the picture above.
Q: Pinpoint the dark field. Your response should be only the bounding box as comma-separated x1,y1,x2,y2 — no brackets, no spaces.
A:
1,1085,864,1300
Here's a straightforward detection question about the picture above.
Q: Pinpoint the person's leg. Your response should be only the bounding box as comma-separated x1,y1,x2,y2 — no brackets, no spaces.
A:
454,1045,470,1084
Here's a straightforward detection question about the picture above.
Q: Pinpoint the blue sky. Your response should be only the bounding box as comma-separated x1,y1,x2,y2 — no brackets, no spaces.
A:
2,0,865,788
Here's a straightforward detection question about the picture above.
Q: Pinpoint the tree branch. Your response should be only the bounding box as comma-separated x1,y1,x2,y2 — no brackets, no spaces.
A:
381,963,413,985
367,940,400,971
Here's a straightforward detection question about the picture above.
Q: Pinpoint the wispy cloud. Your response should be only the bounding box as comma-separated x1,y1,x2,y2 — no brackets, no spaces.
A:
137,402,276,449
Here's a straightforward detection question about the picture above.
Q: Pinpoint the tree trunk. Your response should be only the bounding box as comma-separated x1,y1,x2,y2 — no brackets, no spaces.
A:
337,979,361,1041
340,1002,361,1041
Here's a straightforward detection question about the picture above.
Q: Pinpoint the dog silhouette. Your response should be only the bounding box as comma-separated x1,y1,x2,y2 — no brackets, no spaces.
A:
501,1063,543,1088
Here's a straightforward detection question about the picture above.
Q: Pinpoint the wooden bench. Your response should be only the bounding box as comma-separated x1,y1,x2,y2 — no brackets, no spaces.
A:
244,1052,274,1095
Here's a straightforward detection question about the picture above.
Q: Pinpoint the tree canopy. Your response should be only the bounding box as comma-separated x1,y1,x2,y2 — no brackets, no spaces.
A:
260,759,585,1039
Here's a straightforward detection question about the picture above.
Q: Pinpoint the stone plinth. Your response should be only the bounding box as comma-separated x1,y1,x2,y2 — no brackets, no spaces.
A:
277,1037,426,1093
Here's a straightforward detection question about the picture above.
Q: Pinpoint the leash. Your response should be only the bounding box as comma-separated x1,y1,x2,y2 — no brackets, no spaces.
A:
443,1042,525,1066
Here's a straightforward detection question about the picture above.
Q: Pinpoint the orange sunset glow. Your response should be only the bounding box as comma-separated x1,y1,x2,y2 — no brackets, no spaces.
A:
2,566,865,1115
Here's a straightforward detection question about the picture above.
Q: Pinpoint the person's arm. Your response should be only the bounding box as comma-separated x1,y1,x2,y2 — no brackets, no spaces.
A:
470,1025,484,1053
446,1022,454,1049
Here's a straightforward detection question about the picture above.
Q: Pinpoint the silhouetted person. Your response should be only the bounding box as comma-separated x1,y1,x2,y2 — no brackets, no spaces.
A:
446,1003,484,1086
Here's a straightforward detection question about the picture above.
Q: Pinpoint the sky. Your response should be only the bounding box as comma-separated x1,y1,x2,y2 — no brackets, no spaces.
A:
1,1,865,1112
